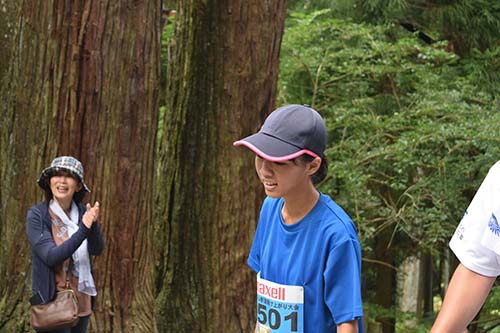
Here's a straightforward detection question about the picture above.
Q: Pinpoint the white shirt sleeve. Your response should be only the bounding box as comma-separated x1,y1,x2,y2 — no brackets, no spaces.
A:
449,161,500,277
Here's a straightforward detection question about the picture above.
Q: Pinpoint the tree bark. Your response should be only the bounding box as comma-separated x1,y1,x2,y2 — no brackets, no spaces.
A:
154,0,286,331
0,0,17,77
0,1,160,331
397,255,422,328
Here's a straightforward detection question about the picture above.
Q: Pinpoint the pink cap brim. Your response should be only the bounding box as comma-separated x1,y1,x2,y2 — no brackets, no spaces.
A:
233,140,319,162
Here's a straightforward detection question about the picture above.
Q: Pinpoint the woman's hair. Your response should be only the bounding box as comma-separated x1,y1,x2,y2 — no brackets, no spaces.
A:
298,154,328,185
44,190,52,203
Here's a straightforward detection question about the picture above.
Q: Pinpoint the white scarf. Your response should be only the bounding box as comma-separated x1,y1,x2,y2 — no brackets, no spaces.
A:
50,200,97,296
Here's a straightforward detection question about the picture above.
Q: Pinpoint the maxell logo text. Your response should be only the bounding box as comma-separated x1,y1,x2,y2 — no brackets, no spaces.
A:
257,282,285,301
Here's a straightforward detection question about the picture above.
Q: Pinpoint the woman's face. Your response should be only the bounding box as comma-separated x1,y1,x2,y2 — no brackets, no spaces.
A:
254,155,316,199
49,171,82,205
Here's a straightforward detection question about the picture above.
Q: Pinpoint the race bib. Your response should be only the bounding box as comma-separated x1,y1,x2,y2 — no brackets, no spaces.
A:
256,273,304,333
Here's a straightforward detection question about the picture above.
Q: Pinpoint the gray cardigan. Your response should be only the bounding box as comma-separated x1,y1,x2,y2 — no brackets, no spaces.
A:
26,202,104,304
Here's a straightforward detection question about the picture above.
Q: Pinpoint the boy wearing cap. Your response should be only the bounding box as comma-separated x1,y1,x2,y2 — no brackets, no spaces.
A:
431,160,500,333
26,156,104,333
234,105,364,333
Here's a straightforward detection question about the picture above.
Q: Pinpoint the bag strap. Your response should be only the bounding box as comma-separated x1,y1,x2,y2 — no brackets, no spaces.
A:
64,260,73,289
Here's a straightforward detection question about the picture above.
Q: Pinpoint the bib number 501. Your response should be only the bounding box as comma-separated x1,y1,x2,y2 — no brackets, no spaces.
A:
257,303,298,331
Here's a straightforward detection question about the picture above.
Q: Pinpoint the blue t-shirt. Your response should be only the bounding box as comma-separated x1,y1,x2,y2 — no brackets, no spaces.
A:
248,193,364,333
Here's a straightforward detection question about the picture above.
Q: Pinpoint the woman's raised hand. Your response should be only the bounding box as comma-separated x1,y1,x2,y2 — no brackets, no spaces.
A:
83,201,100,228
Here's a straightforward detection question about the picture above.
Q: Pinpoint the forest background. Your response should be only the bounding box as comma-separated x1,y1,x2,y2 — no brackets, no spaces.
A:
0,0,499,332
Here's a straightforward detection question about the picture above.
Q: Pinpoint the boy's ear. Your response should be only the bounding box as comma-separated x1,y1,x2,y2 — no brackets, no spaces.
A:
306,157,322,175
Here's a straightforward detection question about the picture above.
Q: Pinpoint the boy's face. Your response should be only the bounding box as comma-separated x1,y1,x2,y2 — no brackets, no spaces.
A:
254,155,315,199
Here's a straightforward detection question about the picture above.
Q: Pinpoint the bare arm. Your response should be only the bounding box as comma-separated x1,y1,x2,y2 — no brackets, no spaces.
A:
337,319,358,333
431,263,495,333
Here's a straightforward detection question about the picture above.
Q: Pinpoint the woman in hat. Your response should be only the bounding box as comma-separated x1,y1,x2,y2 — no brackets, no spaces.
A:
26,156,104,333
234,105,364,333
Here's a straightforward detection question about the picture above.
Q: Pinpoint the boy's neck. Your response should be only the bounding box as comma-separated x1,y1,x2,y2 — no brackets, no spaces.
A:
281,185,319,225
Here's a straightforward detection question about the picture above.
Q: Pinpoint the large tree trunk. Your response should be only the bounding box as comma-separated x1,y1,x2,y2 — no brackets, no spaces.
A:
154,0,286,331
0,1,160,331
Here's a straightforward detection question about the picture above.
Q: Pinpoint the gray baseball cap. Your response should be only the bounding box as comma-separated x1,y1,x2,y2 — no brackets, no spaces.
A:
233,104,327,162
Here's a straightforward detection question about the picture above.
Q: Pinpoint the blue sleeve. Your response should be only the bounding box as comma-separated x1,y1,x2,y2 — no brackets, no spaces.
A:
26,206,90,268
324,238,364,325
247,220,262,273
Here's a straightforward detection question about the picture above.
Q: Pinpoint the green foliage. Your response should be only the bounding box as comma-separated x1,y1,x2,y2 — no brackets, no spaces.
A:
288,0,500,55
355,0,500,55
462,46,500,96
278,9,500,259
431,0,500,53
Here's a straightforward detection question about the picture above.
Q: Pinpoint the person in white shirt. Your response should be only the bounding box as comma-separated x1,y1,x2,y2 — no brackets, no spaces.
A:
431,160,500,333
